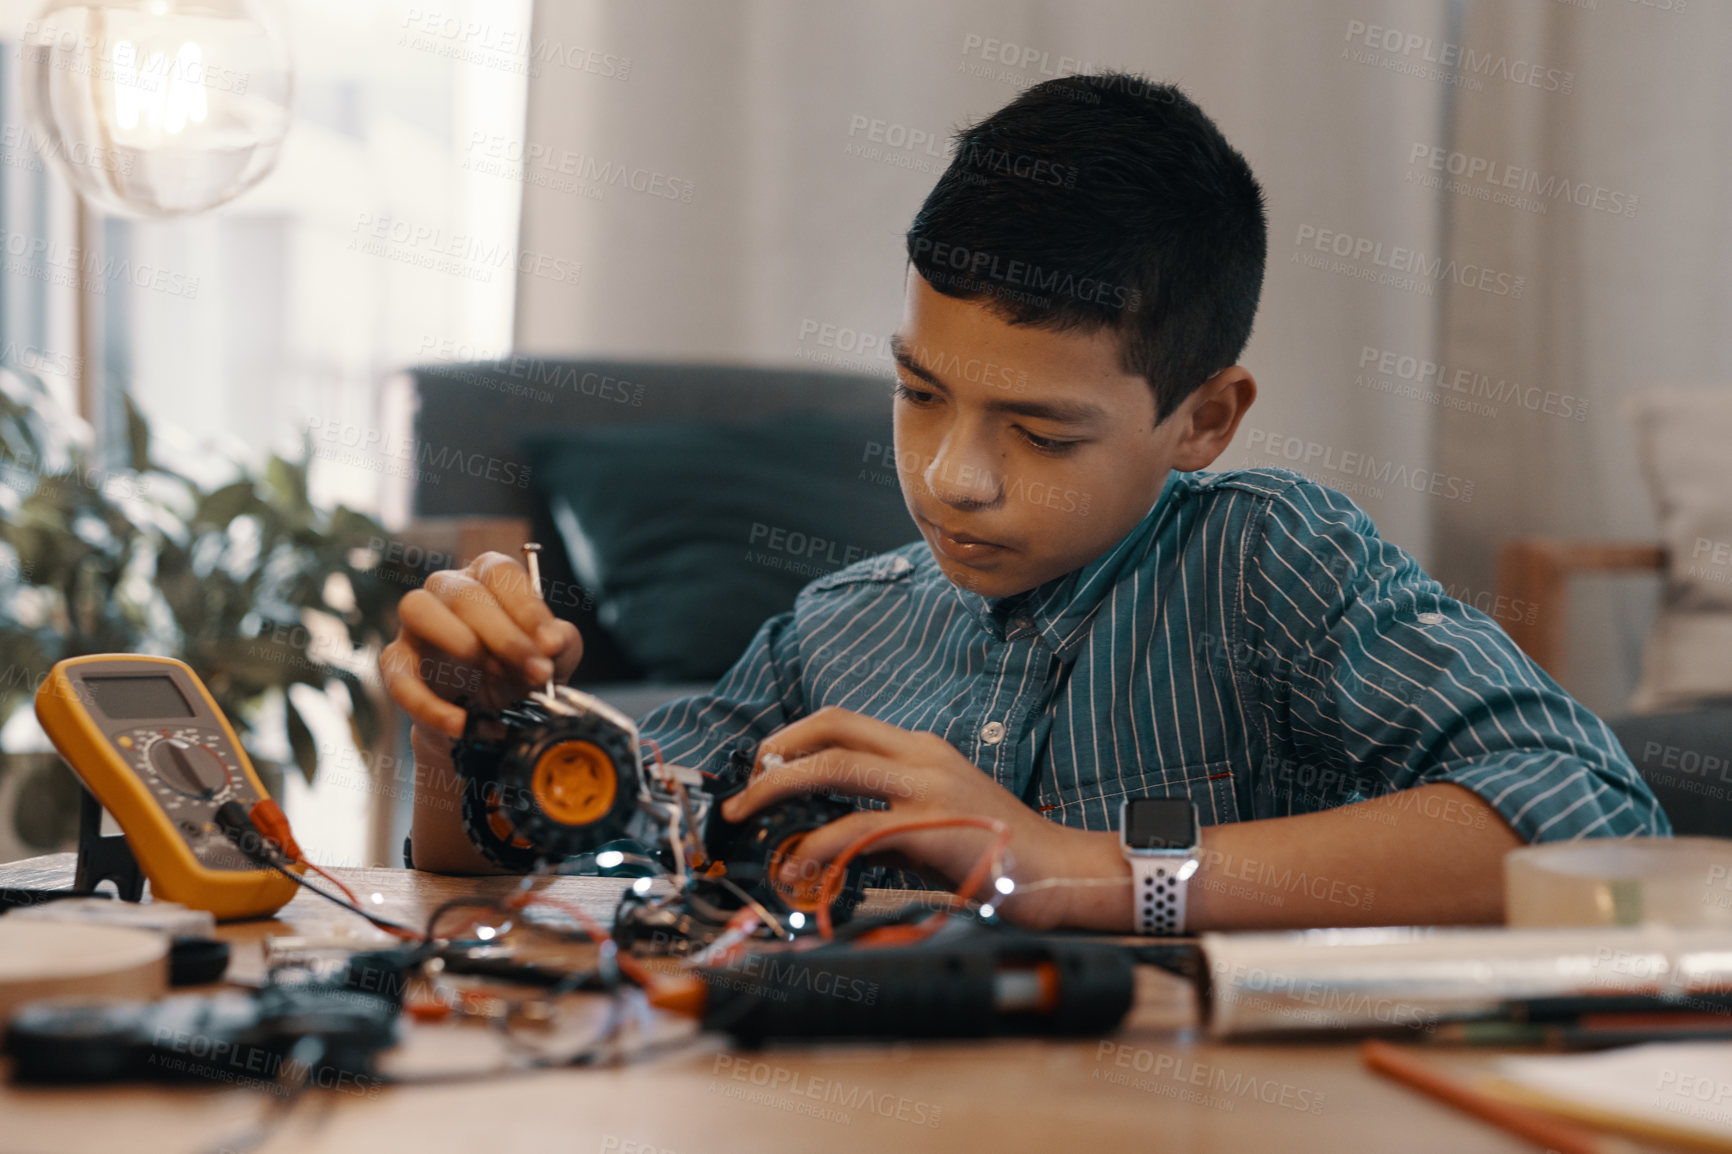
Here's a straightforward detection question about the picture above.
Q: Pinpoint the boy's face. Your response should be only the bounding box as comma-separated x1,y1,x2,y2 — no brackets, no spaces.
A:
891,271,1253,599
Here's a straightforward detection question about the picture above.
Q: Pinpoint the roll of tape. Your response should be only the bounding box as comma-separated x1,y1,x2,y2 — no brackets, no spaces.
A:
0,921,168,1023
1505,836,1732,928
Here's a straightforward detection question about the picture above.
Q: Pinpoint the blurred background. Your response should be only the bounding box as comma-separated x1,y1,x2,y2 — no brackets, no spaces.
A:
2,0,1728,867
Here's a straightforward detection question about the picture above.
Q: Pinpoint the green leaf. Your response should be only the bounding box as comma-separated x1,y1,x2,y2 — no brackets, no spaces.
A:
264,454,312,523
284,695,318,785
123,394,152,473
334,669,382,750
197,480,260,530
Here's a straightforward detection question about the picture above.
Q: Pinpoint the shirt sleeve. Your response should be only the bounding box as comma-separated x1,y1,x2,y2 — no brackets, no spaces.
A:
635,609,807,775
1235,476,1670,841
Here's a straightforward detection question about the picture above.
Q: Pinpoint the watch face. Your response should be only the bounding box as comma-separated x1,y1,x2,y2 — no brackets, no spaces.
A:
1123,797,1197,851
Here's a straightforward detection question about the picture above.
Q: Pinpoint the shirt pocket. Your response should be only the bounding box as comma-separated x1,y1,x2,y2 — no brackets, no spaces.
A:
1038,761,1242,833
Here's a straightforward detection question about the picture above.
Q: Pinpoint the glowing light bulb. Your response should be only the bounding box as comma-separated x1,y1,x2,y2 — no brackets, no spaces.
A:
595,850,625,870
787,911,806,930
20,0,292,218
994,876,1016,895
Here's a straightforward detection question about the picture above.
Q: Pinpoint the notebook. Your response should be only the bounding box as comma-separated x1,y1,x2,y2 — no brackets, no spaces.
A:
1485,1043,1732,1152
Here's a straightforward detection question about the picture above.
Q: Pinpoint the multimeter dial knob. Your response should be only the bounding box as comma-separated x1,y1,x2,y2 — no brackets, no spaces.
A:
148,737,230,799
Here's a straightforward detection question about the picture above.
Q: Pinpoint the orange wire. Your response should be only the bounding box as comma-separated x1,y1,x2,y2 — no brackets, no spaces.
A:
293,857,419,941
304,861,361,906
811,816,1011,939
694,908,762,970
506,890,662,991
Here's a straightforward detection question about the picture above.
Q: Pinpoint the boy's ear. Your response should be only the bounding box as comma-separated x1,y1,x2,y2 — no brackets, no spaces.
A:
1169,367,1256,471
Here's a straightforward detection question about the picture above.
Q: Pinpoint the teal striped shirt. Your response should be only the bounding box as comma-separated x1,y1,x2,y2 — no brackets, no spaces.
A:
641,468,1668,841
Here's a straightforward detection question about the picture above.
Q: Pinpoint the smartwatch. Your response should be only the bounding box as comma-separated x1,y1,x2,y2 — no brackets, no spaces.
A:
1119,797,1201,936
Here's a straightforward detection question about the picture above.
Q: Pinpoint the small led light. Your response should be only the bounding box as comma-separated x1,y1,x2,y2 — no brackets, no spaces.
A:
994,876,1016,895
979,903,996,919
475,925,496,941
595,850,625,870
631,876,654,895
788,911,806,929
369,893,384,905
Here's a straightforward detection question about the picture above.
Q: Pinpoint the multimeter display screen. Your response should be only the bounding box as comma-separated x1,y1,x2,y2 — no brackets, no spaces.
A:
84,674,196,720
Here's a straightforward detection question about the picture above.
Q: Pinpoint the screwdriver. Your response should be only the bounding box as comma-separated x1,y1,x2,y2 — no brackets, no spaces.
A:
522,542,554,697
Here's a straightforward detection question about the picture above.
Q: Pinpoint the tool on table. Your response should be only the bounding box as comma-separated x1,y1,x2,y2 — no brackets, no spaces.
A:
5,968,399,1088
26,654,304,920
681,918,1136,1043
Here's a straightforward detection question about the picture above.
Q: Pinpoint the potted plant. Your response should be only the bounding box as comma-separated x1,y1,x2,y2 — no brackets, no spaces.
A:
0,366,410,859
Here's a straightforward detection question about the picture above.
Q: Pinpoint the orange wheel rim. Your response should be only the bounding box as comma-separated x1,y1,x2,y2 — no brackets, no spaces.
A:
767,833,826,912
531,740,618,826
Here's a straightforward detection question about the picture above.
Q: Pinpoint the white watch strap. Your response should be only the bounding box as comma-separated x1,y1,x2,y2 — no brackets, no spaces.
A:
1127,854,1190,935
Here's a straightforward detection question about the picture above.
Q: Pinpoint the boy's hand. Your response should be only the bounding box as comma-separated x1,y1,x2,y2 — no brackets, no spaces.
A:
381,552,584,740
718,706,1115,930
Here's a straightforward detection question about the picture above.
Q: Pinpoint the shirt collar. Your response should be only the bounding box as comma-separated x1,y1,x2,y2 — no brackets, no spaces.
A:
948,471,1186,659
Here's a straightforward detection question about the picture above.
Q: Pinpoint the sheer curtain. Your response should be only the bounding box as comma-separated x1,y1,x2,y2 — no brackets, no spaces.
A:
515,0,1453,548
1433,0,1732,712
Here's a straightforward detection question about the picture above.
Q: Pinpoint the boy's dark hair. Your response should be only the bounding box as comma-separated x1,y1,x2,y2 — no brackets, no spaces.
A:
906,74,1267,421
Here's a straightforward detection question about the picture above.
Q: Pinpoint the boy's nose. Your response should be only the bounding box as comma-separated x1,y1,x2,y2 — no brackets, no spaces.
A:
922,446,1003,509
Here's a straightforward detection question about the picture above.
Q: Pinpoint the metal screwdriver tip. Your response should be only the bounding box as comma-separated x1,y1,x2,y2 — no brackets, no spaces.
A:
522,542,544,599
522,542,553,695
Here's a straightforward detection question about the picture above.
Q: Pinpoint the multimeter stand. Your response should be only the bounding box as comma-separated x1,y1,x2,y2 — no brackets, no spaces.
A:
0,787,140,911
73,787,144,903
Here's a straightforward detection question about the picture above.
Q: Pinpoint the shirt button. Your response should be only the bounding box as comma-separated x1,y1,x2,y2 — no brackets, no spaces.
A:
980,720,1007,745
1417,612,1446,625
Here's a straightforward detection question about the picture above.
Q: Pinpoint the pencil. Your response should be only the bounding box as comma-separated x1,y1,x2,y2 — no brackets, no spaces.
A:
1360,1039,1635,1154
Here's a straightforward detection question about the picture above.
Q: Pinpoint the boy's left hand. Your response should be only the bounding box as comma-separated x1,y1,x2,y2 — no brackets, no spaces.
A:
717,706,1100,929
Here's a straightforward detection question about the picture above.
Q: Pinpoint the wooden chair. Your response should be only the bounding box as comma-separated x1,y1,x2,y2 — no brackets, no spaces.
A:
1496,540,1666,680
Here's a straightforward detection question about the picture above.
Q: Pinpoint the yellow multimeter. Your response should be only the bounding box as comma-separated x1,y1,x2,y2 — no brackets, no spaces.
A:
34,654,302,920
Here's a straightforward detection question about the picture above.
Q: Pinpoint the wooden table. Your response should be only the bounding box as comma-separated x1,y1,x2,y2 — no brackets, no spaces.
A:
0,853,1658,1154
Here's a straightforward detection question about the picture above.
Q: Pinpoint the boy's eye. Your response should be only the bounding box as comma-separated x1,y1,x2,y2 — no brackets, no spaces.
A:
1020,429,1082,455
892,381,939,406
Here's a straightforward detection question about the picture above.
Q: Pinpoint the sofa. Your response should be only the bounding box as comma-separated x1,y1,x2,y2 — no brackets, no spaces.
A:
387,358,916,718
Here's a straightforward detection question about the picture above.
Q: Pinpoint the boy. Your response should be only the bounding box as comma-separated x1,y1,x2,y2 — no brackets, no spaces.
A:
383,74,1667,934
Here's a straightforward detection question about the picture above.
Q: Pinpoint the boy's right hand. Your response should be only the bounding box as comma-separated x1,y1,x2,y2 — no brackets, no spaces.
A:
381,551,584,740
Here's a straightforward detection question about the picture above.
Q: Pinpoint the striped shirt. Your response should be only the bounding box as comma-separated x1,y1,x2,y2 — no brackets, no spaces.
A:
640,467,1669,842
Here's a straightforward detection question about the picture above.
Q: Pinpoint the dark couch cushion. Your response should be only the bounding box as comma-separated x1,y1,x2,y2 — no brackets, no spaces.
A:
528,416,916,681
1608,705,1732,836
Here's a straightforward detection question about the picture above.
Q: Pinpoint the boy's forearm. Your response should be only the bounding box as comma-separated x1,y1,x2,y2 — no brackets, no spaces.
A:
408,723,512,875
1186,783,1522,930
1037,783,1523,932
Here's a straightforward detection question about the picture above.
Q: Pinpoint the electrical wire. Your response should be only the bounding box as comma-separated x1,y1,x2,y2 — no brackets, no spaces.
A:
504,889,663,992
301,860,364,906
193,1034,327,1154
259,859,421,940
811,816,1011,938
220,739,1060,1084
214,799,422,940
1007,876,1133,892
